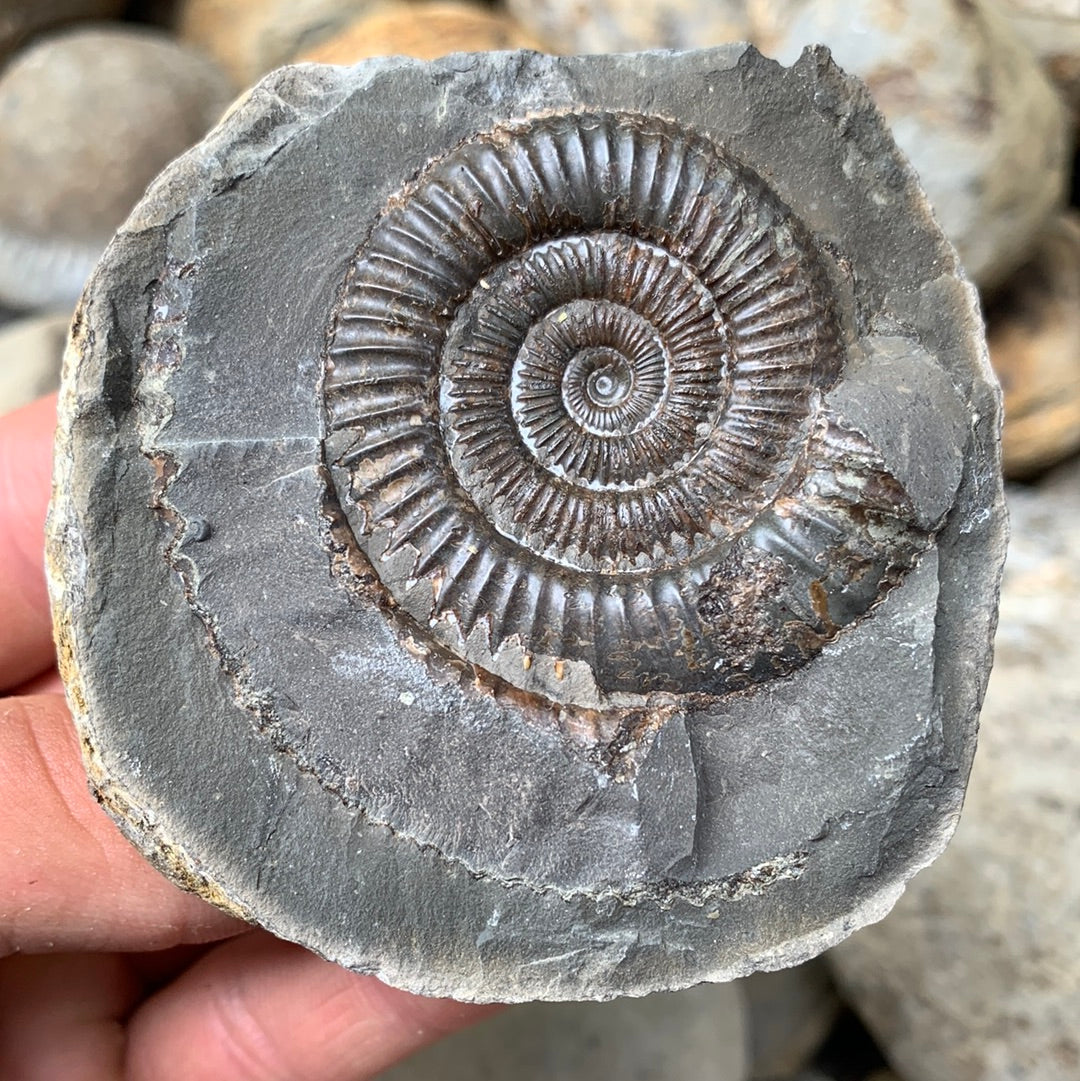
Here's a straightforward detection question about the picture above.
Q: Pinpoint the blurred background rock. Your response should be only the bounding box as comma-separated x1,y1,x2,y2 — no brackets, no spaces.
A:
0,0,126,59
0,312,69,414
0,22,231,312
175,0,384,85
0,2,1078,1080
378,981,749,1081
988,211,1080,476
1001,0,1080,115
295,2,543,64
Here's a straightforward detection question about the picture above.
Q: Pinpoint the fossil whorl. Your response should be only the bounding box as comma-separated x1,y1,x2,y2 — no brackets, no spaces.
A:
324,111,925,702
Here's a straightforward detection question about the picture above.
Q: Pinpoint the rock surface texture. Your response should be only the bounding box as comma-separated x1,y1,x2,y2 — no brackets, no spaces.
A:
830,460,1080,1081
0,25,232,312
48,48,1005,1002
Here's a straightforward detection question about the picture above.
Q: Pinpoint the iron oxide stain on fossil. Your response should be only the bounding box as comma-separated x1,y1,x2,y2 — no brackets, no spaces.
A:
48,47,1006,1002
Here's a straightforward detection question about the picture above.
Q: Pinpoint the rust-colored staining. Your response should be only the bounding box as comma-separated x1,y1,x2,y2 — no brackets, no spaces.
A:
320,110,929,716
51,609,87,718
808,579,836,634
696,547,794,676
148,840,256,922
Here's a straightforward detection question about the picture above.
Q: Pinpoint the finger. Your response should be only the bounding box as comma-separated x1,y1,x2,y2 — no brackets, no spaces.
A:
0,952,138,1081
0,393,58,692
0,693,244,956
11,668,63,697
126,942,218,996
127,931,500,1081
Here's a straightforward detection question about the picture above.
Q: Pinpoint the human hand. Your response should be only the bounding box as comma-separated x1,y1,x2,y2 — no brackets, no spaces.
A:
0,393,496,1080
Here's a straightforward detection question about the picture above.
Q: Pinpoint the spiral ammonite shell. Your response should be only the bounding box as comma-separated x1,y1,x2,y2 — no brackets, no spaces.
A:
324,111,921,701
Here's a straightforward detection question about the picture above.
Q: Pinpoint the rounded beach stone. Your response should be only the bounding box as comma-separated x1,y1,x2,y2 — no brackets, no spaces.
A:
177,0,384,85
743,961,840,1081
0,0,125,60
0,25,232,312
297,2,545,64
504,0,751,53
48,47,1005,1002
989,211,1080,478
1002,3,1080,119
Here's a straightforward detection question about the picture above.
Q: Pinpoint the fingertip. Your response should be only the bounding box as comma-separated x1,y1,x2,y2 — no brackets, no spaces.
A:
0,393,59,691
127,933,499,1081
0,952,137,1081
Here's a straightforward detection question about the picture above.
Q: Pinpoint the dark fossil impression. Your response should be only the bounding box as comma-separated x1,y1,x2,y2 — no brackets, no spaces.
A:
49,48,1005,1002
324,111,928,702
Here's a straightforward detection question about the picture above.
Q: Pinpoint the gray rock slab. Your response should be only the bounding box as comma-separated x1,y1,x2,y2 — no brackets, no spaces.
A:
829,459,1080,1081
48,46,1005,1002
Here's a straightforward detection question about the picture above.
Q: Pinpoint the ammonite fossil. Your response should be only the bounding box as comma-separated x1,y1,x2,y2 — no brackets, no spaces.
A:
323,110,923,707
49,46,1006,1001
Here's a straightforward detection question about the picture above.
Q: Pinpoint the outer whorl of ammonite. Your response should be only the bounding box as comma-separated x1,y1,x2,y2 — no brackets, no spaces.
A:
324,111,922,701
